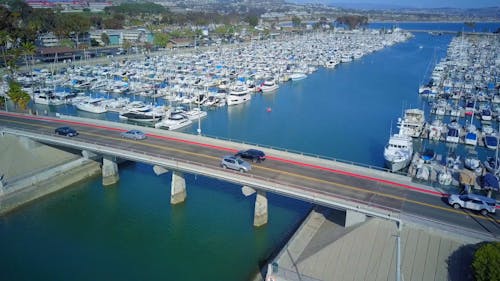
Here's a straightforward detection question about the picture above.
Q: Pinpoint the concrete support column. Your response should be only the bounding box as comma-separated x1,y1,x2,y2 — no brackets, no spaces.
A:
82,150,98,160
344,209,366,227
254,190,268,227
171,171,186,204
102,156,119,186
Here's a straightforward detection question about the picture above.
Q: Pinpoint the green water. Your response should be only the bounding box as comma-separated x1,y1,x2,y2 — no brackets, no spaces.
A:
0,163,310,280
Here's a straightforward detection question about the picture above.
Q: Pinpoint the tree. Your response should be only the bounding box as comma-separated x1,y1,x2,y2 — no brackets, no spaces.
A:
246,15,259,27
70,13,91,48
336,15,369,30
291,16,301,28
473,242,500,281
153,32,169,48
0,30,11,67
101,33,110,46
21,41,36,98
7,80,31,110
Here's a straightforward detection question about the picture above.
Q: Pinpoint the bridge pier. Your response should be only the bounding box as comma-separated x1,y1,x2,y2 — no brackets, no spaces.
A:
254,190,268,227
102,156,119,186
171,171,186,204
81,150,99,160
153,165,169,176
344,209,366,227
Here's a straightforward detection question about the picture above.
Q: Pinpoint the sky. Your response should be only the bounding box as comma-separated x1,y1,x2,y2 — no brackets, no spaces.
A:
291,0,500,9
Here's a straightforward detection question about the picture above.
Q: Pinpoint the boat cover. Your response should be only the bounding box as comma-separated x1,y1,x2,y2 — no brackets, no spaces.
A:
482,173,499,191
459,170,476,186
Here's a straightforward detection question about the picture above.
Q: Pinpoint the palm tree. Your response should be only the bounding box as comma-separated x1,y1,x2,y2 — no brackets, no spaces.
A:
7,81,31,111
0,31,12,68
21,41,36,105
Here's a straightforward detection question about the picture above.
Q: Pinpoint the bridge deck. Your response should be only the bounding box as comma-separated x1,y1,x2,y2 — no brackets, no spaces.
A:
0,112,498,237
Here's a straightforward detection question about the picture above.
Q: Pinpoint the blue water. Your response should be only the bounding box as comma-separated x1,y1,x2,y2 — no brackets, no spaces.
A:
1,24,496,280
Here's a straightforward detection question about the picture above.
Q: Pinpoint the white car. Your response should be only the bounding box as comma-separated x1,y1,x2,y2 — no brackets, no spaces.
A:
121,130,147,140
448,194,496,215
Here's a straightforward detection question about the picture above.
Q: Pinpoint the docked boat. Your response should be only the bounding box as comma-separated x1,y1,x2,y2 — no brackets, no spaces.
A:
75,98,108,114
484,134,498,150
259,79,279,93
154,113,193,130
397,108,425,138
484,157,500,175
119,111,163,123
420,148,436,163
290,72,307,81
226,84,251,106
33,90,65,106
464,150,482,175
428,119,445,141
383,133,413,172
445,120,461,143
464,124,478,146
182,107,207,121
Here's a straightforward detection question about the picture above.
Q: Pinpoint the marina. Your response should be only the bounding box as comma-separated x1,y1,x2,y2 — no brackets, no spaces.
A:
1,22,500,281
384,32,500,193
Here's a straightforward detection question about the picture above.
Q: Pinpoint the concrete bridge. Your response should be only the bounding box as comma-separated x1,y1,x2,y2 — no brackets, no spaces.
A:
0,111,498,238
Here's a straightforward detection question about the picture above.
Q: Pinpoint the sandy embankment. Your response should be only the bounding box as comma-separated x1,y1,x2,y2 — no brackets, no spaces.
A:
0,134,101,214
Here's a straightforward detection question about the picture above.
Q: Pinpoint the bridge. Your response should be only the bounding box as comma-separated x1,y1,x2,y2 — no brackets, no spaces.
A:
0,111,498,238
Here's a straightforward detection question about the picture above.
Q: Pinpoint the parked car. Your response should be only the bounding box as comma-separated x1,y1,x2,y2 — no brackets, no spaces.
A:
55,126,78,137
121,129,147,140
220,155,251,172
448,193,496,215
235,149,266,163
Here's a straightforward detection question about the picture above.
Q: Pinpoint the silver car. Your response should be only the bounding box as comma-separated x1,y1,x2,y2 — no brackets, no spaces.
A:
121,129,147,140
448,193,496,215
220,155,251,172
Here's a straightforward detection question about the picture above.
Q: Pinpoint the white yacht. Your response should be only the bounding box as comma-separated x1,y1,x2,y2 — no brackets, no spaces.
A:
383,133,414,172
75,98,108,114
226,84,251,106
182,107,207,121
154,113,193,130
33,92,61,106
397,108,425,138
428,119,445,141
259,80,279,93
290,72,307,81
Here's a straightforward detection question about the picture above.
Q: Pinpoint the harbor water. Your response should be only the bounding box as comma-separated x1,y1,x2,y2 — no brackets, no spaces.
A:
1,22,499,280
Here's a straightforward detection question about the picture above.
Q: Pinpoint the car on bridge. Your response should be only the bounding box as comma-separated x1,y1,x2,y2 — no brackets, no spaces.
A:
121,130,147,140
55,126,78,137
448,193,496,215
221,155,251,172
235,149,266,163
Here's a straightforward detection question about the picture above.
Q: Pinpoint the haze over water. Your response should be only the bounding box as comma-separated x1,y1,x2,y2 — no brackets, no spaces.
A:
1,22,499,280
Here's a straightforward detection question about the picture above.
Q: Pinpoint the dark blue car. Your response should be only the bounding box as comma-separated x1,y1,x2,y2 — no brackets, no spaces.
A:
55,126,78,137
235,149,266,163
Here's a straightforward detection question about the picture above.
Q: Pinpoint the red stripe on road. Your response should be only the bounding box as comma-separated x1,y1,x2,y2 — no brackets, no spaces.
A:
0,111,449,197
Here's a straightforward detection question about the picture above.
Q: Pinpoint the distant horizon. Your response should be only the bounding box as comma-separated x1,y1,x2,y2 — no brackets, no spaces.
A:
288,0,500,9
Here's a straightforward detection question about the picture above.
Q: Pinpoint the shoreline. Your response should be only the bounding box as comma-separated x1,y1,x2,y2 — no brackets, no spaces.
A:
0,158,101,215
0,134,102,215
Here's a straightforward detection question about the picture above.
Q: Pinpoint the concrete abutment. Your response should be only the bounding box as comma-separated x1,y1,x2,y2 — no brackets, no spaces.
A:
171,171,186,204
102,156,119,186
254,190,268,227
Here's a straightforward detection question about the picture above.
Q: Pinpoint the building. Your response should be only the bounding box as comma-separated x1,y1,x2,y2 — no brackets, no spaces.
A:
89,29,154,46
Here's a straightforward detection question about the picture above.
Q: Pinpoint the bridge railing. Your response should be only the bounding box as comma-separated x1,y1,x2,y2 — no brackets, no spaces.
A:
201,132,408,176
3,127,402,219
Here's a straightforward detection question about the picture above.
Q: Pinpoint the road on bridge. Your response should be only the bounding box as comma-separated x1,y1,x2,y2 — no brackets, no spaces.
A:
1,112,499,238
